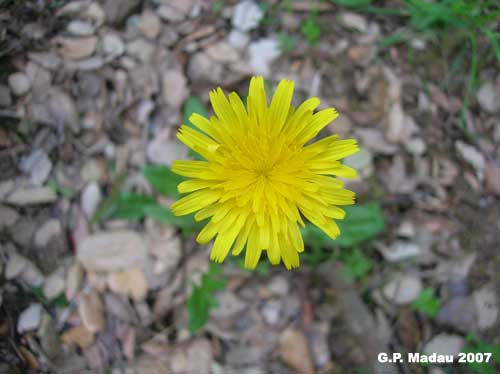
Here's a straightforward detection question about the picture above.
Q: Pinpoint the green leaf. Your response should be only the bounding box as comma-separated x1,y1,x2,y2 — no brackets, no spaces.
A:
410,287,441,318
144,204,204,236
112,194,156,220
90,172,127,224
300,16,321,45
341,247,372,280
142,164,185,199
335,202,385,247
187,263,226,333
331,0,373,7
278,32,296,52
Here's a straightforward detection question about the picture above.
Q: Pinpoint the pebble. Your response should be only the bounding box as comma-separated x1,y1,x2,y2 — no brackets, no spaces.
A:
0,84,12,106
34,219,63,248
205,41,239,63
101,33,125,57
477,82,500,113
279,327,314,374
261,299,282,326
248,38,281,75
162,70,188,109
0,204,19,227
437,296,477,332
5,185,57,206
138,10,161,39
61,325,94,349
187,52,223,84
104,0,141,25
47,87,79,133
126,38,155,63
77,230,147,272
485,162,500,196
227,29,250,50
58,36,98,60
21,262,44,287
66,262,84,301
383,275,422,304
78,291,105,333
19,149,52,186
157,0,193,22
66,20,96,36
108,266,149,301
43,272,65,300
267,275,289,297
339,12,367,33
455,140,485,179
81,182,102,219
423,334,464,357
379,241,421,262
17,304,42,333
146,130,188,166
8,72,31,96
473,287,498,329
232,0,264,32
5,253,29,279
210,292,247,320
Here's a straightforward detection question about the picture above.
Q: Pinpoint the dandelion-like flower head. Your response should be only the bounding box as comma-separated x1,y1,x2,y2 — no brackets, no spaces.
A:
171,77,359,269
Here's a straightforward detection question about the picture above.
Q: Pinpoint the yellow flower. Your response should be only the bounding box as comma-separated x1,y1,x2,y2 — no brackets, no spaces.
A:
171,76,359,270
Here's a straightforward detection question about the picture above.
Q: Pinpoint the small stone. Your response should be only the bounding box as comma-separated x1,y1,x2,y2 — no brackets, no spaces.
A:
101,33,125,57
227,29,250,50
347,44,375,65
126,38,155,63
138,10,161,39
34,219,63,248
67,20,95,36
162,70,188,109
77,230,147,272
146,130,188,166
8,72,31,96
187,52,223,84
66,262,84,301
0,205,19,227
232,0,264,32
383,275,422,304
473,287,498,330
157,0,193,22
423,334,464,357
61,325,94,349
379,241,421,262
104,293,138,324
58,36,98,60
18,304,42,333
19,149,52,186
0,84,12,106
5,253,29,279
47,87,79,133
455,140,485,179
104,0,141,25
485,162,500,196
28,52,61,70
354,128,399,155
6,186,57,206
279,327,314,374
343,148,373,178
78,291,105,333
437,296,477,332
205,41,239,63
38,313,60,359
310,322,331,368
477,82,500,113
108,266,148,301
43,272,65,300
339,12,367,33
397,221,415,238
248,38,281,75
81,182,102,219
261,299,282,326
404,137,427,156
210,292,247,320
267,275,289,296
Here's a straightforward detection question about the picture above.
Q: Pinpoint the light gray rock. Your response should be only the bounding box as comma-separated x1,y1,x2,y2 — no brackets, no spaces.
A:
6,186,57,206
248,38,281,75
67,20,96,36
77,230,147,271
383,275,422,304
102,33,125,57
162,70,188,109
477,82,500,113
423,334,464,357
81,182,102,219
8,72,31,96
18,303,42,333
0,205,19,227
232,0,264,32
19,149,52,186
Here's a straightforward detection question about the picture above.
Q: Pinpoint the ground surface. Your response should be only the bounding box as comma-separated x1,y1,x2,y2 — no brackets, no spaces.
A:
0,1,499,373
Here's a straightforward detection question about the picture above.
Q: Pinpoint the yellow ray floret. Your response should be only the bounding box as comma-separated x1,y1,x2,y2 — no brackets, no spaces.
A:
171,76,359,270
